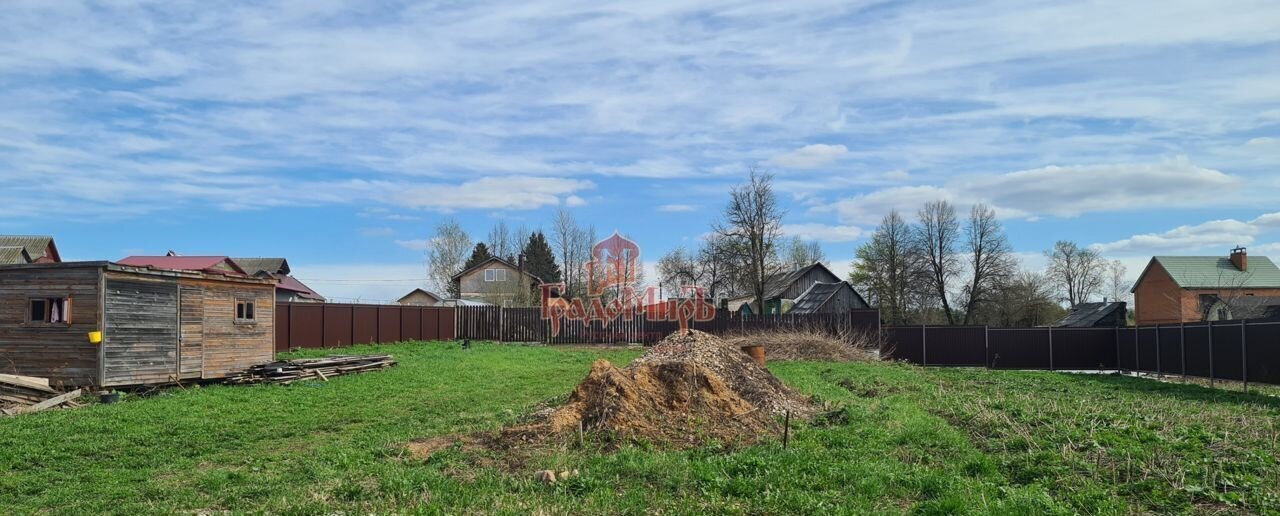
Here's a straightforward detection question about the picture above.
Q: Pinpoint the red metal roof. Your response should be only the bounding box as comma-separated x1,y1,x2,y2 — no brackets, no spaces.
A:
118,256,247,276
269,273,326,301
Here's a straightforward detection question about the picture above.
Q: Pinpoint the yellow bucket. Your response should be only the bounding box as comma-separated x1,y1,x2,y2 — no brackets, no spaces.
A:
88,331,102,345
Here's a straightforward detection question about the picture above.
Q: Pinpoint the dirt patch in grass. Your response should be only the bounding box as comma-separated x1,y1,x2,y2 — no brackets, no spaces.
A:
414,330,816,458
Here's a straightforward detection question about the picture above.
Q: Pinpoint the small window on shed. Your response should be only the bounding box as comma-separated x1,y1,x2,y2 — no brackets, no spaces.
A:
235,300,256,322
28,297,71,324
484,268,506,282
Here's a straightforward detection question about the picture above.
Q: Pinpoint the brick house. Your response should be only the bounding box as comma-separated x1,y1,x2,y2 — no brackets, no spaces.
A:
1131,248,1280,326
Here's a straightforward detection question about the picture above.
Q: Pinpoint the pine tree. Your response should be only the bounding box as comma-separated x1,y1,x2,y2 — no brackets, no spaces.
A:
463,243,493,271
521,231,562,284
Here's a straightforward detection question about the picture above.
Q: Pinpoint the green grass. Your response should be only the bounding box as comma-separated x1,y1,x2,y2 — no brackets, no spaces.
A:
2,341,1279,514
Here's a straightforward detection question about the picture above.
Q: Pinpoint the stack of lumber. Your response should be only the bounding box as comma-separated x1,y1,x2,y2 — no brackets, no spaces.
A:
0,374,83,416
223,354,396,385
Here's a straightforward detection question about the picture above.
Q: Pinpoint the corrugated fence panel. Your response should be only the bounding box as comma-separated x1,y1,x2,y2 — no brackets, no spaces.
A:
989,329,1049,369
402,308,421,341
884,326,923,364
1183,324,1212,378
1157,326,1183,375
289,304,323,349
353,306,378,344
1211,322,1245,381
924,326,987,366
275,304,290,352
322,305,353,348
1248,322,1280,385
1052,328,1117,370
1136,328,1159,373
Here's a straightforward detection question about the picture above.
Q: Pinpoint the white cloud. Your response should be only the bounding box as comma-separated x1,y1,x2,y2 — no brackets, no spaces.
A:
1246,137,1279,147
826,157,1238,224
781,223,866,242
769,144,849,169
393,239,431,251
1092,211,1280,255
564,195,587,207
1092,219,1256,254
657,204,697,212
393,177,594,212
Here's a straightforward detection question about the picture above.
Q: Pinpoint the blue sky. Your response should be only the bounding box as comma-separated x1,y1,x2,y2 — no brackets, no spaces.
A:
2,0,1279,302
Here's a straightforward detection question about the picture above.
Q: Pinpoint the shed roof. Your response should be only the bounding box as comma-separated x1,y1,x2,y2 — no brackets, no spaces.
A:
789,281,855,314
398,288,443,303
763,262,838,300
1135,256,1280,291
0,246,32,265
0,235,58,262
118,255,248,276
233,257,290,276
1054,302,1127,327
267,273,325,301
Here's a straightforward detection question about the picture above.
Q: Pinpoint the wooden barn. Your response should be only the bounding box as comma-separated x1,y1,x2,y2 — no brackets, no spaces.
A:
0,261,276,387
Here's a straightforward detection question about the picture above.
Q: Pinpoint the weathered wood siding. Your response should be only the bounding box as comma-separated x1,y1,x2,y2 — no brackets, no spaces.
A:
179,284,204,379
0,265,101,386
815,284,869,313
103,275,179,386
181,278,274,379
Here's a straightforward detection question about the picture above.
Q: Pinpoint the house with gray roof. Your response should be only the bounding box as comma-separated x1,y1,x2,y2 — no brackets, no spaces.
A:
789,281,870,315
726,262,843,315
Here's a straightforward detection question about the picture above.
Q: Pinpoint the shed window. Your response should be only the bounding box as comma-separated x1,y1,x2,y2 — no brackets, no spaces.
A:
235,300,256,322
484,268,506,282
28,297,71,324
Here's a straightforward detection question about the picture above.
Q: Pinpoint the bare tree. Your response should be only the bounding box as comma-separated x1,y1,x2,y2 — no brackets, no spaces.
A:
1106,259,1131,303
698,233,741,302
985,270,1064,327
426,218,472,298
713,169,785,315
550,208,591,297
786,236,826,269
960,203,1016,324
915,200,960,324
850,210,923,325
486,220,516,262
1045,240,1105,307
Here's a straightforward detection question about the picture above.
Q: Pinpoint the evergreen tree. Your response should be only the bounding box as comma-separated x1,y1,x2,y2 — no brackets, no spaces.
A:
463,242,493,271
521,231,562,284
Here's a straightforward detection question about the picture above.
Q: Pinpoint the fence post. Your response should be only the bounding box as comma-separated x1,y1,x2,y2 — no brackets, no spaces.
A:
1114,326,1121,373
499,306,504,343
1134,327,1140,373
1208,320,1215,389
921,325,928,366
1180,322,1187,383
984,325,990,369
1048,325,1054,371
1155,324,1161,377
1241,320,1249,394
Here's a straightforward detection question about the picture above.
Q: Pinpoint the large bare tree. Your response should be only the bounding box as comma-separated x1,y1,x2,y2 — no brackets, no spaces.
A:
915,200,960,324
1045,240,1106,307
850,210,923,325
486,220,517,262
960,203,1016,324
426,218,472,298
550,208,593,298
713,169,784,315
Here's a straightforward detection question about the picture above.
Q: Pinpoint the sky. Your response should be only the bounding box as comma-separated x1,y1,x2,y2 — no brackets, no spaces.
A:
2,0,1279,303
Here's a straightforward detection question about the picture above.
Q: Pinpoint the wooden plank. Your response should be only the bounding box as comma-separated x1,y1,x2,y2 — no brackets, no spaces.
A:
0,374,54,391
15,389,82,413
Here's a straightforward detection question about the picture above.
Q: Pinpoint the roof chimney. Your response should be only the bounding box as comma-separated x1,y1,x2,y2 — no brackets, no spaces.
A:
1231,246,1248,272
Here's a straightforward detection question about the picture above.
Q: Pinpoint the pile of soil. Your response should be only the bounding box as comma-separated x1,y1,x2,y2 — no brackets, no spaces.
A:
725,330,877,362
498,330,815,448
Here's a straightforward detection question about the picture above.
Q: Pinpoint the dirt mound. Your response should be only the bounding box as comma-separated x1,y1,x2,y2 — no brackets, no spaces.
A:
495,330,815,448
725,329,878,362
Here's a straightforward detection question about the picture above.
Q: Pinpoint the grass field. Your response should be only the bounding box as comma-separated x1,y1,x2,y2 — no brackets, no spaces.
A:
2,341,1279,514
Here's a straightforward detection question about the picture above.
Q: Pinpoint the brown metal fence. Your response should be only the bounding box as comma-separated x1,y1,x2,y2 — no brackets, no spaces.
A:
880,320,1280,388
454,306,883,344
275,303,455,351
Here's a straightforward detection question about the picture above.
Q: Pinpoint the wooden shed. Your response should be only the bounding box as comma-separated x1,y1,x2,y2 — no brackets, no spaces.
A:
0,261,276,387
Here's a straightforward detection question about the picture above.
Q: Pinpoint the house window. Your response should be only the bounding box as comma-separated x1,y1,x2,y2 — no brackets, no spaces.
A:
28,297,71,324
235,300,256,322
484,268,506,282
